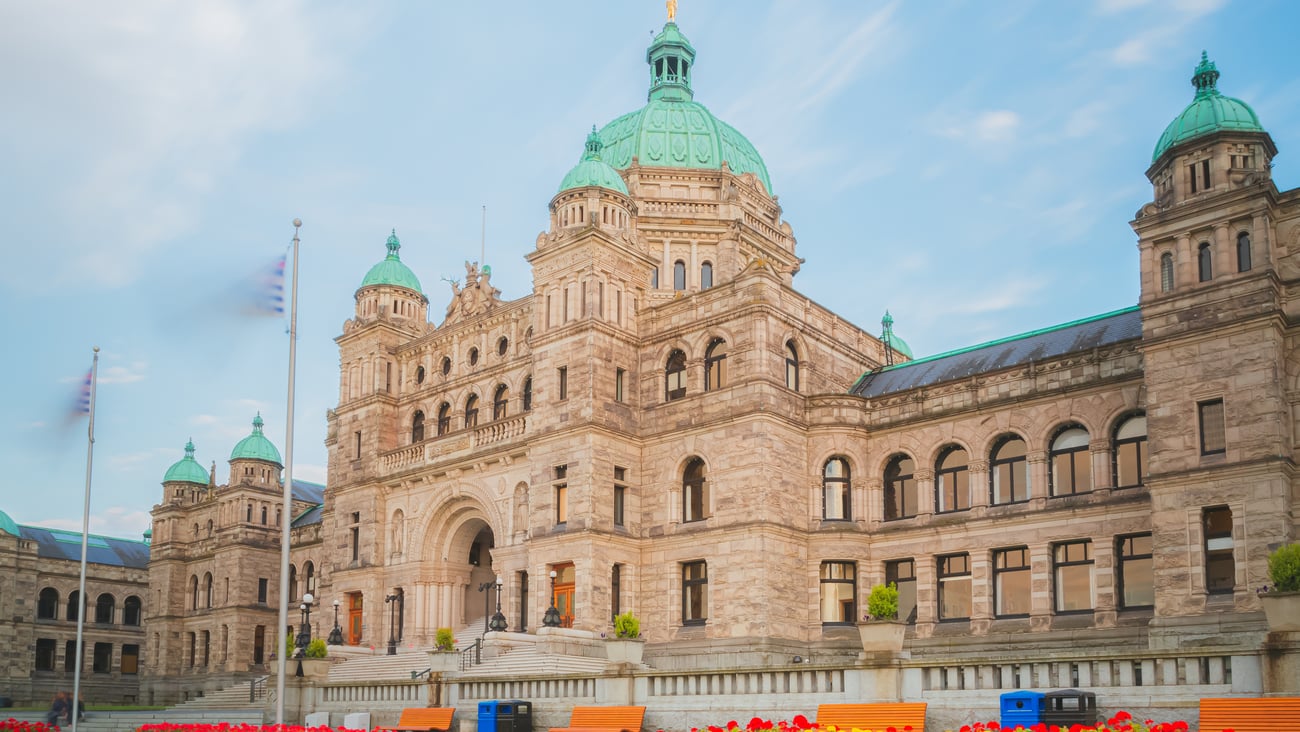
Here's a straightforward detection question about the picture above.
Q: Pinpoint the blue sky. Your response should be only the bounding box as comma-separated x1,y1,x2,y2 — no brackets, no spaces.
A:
2,0,1298,540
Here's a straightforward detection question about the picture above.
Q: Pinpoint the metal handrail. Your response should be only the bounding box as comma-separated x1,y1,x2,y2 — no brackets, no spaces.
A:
459,637,482,670
411,667,431,680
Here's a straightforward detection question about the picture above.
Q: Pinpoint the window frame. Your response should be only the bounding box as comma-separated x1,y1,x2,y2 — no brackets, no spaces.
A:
819,561,857,626
1197,241,1213,282
822,457,852,521
1203,506,1235,595
682,560,708,625
35,638,57,671
701,261,713,289
557,367,568,401
464,394,479,429
1048,424,1092,497
993,547,1031,618
937,553,972,622
1160,252,1174,292
1112,413,1147,489
1052,540,1095,614
935,445,970,513
665,350,687,401
673,260,686,291
885,559,917,624
883,455,917,521
990,435,1030,505
437,402,451,436
411,410,425,443
493,384,509,421
522,376,534,411
682,457,709,522
784,341,800,391
704,338,727,391
1236,231,1252,272
1117,533,1154,609
1198,399,1226,455
37,587,58,620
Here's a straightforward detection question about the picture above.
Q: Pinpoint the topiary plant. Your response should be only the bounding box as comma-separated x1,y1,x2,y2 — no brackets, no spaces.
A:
434,627,455,652
305,638,328,658
866,582,900,621
1268,542,1300,592
613,611,640,639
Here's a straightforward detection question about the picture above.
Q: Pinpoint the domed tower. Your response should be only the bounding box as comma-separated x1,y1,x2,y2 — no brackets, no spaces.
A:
355,230,429,325
161,440,211,505
228,414,282,488
550,127,636,235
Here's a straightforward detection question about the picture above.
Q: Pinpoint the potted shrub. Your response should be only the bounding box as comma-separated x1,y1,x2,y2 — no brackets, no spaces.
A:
299,638,331,679
857,583,906,653
606,611,645,664
428,627,459,672
1260,543,1300,632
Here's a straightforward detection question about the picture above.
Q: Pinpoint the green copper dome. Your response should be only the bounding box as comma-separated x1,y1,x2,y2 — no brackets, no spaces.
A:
881,311,914,360
1152,52,1264,162
360,230,424,294
164,440,210,485
596,22,773,194
559,127,630,195
0,508,19,537
230,414,282,465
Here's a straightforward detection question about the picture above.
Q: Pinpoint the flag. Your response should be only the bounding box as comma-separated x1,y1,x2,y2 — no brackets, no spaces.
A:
74,369,92,417
239,254,286,316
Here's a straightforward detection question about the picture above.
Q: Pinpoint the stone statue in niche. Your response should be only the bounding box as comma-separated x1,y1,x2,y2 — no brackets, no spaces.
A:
441,260,503,326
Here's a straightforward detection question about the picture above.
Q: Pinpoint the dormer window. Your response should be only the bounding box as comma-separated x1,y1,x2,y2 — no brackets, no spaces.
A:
1188,159,1211,193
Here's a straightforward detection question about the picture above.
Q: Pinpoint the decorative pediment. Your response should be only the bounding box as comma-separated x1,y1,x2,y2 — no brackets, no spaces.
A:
441,261,503,327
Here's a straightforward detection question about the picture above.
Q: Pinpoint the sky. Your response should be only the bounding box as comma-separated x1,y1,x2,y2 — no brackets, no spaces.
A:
2,0,1298,541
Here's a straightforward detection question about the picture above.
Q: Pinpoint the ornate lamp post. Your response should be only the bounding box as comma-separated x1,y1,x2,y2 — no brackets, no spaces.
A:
477,579,496,633
542,569,561,627
327,598,343,645
295,592,314,657
488,574,507,632
385,593,399,655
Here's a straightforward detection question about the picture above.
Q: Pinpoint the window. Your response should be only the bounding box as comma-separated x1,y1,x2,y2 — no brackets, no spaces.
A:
682,457,709,522
611,564,622,620
38,587,58,620
651,266,659,289
498,336,509,357
289,564,298,601
1189,159,1211,192
993,547,1031,618
253,625,265,665
990,435,1029,504
701,261,713,289
1198,242,1213,282
1118,534,1154,608
885,559,917,624
822,457,851,520
673,260,686,291
883,455,917,520
665,350,686,400
257,578,269,604
469,347,479,366
615,368,625,402
187,632,196,667
493,384,509,420
704,338,727,391
411,410,425,442
415,365,426,384
682,561,708,625
1050,425,1092,496
784,341,799,391
935,446,970,513
354,430,362,458
557,367,568,400
554,484,568,525
441,356,451,376
260,506,267,524
464,395,479,428
819,561,856,625
350,512,361,562
1160,252,1174,292
67,590,81,620
124,595,142,626
93,642,112,673
65,640,79,672
437,402,451,435
1199,399,1226,455
1204,507,1234,594
246,504,253,522
1113,413,1147,488
121,644,140,674
35,638,56,671
937,554,972,621
1237,231,1252,272
305,561,315,593
1053,541,1094,613
613,466,627,528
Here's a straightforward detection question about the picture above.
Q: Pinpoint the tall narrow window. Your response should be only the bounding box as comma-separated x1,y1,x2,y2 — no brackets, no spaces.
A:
354,430,362,458
673,260,686,291
665,350,687,400
613,484,626,527
990,435,1029,504
1053,541,1094,612
993,547,1031,618
257,578,269,604
651,266,659,289
557,367,568,400
65,640,79,672
935,446,970,513
1204,507,1235,594
1198,242,1213,282
885,559,917,623
35,639,56,671
1198,399,1226,455
822,457,851,520
615,368,626,402
883,455,917,520
682,561,708,625
204,573,213,609
554,483,568,525
464,395,479,428
411,410,425,443
1236,231,1252,272
701,262,713,289
784,341,800,391
819,561,857,624
469,347,479,366
683,457,709,522
305,561,315,593
1049,425,1092,496
1118,534,1154,608
493,384,509,420
937,554,972,621
253,626,266,665
611,564,622,621
38,588,58,619
95,593,115,624
93,642,112,673
124,596,142,626
437,402,451,436
704,338,727,391
1113,413,1147,488
350,512,360,563
522,377,533,411
121,644,140,674
1160,252,1174,292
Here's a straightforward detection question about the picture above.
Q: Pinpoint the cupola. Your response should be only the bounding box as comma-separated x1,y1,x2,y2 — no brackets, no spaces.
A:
551,128,634,235
163,440,210,485
356,230,430,324
229,414,282,487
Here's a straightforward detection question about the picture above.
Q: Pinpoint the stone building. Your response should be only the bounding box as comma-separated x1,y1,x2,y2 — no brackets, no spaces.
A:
0,508,149,706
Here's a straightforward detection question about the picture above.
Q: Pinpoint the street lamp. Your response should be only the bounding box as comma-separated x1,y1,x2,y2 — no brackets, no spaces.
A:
488,574,507,632
385,593,399,655
295,592,314,657
327,598,343,645
542,569,561,627
477,579,496,633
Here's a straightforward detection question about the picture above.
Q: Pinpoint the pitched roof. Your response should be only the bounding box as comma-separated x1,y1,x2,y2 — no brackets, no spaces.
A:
851,306,1142,399
18,525,150,570
291,479,325,505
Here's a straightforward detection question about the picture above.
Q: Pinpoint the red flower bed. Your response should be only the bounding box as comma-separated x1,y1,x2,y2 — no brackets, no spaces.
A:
686,711,1195,732
136,725,366,732
2,720,63,732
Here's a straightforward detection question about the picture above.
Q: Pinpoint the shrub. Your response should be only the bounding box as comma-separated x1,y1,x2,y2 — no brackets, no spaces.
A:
865,582,899,621
305,638,328,658
434,627,455,652
1268,542,1300,592
613,611,640,639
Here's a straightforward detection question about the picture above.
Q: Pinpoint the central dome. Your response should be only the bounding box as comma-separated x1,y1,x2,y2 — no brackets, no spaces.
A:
596,22,772,194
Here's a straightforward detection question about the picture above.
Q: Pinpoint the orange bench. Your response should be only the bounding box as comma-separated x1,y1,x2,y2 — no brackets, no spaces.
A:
816,703,927,732
548,705,645,732
1198,697,1300,732
377,707,455,732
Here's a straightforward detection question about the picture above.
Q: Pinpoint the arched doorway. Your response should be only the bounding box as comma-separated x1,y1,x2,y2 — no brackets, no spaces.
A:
462,525,499,631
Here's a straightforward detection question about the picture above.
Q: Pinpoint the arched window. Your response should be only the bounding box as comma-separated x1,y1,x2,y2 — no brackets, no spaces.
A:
206,518,213,536
651,266,659,289
704,338,727,391
288,564,298,603
522,377,533,411
468,347,479,366
701,261,713,289
1050,424,1092,496
1160,252,1174,292
437,402,451,435
464,394,479,428
411,410,425,443
883,455,917,520
498,337,509,357
124,596,142,626
785,341,800,391
203,573,213,609
304,561,316,593
493,384,510,420
38,588,58,620
95,593,115,624
1237,231,1252,272
1113,413,1148,488
666,350,687,400
935,446,970,513
1198,242,1213,282
441,356,452,376
822,457,851,520
990,435,1029,504
415,365,426,384
246,504,252,522
673,260,686,291
682,457,709,522
260,506,267,524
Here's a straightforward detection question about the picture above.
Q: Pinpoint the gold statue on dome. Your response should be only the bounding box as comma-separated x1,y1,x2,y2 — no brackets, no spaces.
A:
667,0,677,21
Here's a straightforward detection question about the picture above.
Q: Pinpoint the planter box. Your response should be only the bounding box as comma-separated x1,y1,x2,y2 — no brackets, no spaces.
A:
857,621,907,653
298,657,331,680
427,651,460,673
605,638,645,664
1261,591,1300,632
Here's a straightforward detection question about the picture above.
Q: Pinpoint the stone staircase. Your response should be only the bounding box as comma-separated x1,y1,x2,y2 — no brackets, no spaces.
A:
166,679,268,711
459,644,611,677
325,615,487,682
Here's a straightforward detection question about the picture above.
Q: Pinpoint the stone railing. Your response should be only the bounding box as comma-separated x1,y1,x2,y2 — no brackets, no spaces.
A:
473,415,527,448
318,679,428,705
456,675,597,702
381,444,425,471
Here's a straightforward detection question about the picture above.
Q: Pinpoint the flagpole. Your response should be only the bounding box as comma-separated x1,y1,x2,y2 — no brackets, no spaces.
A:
71,346,99,732
275,219,302,724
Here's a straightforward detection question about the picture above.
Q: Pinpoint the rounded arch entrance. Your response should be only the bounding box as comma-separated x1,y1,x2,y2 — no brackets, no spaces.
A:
419,498,504,638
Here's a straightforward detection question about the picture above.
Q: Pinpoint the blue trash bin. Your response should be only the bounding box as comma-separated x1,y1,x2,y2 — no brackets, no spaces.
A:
478,700,501,732
999,690,1045,729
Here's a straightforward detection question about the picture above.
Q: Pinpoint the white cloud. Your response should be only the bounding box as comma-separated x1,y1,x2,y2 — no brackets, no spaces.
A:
1106,0,1226,66
99,363,148,384
938,110,1021,143
950,278,1045,315
190,414,220,426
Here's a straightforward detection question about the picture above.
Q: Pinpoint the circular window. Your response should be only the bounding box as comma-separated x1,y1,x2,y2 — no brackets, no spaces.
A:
497,337,509,357
441,356,451,376
415,365,426,385
469,347,479,366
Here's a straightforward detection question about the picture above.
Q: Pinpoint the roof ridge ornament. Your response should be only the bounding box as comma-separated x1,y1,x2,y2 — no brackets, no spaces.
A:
667,0,676,21
583,125,604,160
386,229,402,260
1192,50,1220,97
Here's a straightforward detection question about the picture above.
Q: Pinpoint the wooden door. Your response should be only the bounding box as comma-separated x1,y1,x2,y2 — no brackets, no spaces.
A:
347,593,363,645
553,563,575,628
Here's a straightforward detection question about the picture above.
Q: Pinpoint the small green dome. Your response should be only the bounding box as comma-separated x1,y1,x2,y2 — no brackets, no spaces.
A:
230,414,282,465
596,22,773,194
881,310,914,360
0,509,19,537
163,440,210,485
1152,52,1264,162
559,127,630,195
360,230,424,294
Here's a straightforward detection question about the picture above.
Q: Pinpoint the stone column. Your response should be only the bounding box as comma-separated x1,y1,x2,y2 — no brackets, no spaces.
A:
1029,543,1053,632
1089,439,1112,494
1214,223,1230,275
1027,451,1048,507
914,468,935,519
1093,539,1117,628
1175,233,1192,286
913,557,936,639
970,550,992,636
968,460,989,509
